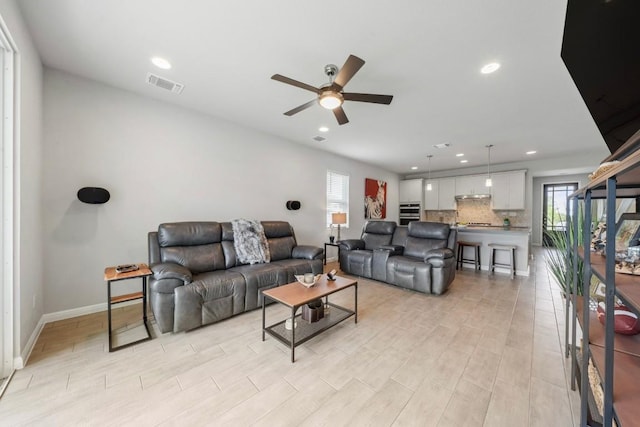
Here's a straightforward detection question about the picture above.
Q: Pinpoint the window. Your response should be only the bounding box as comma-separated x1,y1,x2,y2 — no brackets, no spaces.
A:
326,170,349,227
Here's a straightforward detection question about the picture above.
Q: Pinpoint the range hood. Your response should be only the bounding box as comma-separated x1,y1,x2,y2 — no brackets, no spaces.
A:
455,194,491,200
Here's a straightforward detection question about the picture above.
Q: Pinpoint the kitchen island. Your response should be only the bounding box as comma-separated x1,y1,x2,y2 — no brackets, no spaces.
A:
456,226,531,276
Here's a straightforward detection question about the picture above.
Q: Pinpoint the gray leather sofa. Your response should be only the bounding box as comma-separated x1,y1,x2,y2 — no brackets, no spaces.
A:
148,221,323,333
339,221,457,295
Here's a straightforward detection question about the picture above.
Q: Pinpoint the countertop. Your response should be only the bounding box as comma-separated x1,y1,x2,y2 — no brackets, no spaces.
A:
455,225,531,234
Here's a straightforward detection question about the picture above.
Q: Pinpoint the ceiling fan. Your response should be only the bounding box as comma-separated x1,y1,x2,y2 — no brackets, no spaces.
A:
271,54,393,125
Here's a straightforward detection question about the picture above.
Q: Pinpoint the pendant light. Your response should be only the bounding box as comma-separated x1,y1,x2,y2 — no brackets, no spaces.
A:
426,155,433,191
485,144,493,187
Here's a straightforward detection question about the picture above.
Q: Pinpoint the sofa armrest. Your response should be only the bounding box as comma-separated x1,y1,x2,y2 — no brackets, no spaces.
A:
338,239,365,251
150,262,192,284
378,245,404,256
292,245,323,260
424,248,455,267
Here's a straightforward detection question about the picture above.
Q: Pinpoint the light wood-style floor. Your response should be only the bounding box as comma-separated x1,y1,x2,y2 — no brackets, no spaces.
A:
0,248,580,426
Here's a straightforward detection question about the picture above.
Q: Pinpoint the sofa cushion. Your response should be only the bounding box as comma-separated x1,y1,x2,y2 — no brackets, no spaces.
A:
161,243,226,274
403,222,450,259
408,221,450,240
270,258,323,282
229,263,288,311
404,237,446,260
174,270,246,332
363,220,396,235
386,256,432,293
262,221,295,238
362,220,396,250
158,222,226,273
343,250,374,277
158,222,221,247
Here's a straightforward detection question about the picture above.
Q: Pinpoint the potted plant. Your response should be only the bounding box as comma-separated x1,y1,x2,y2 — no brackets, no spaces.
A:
543,207,595,296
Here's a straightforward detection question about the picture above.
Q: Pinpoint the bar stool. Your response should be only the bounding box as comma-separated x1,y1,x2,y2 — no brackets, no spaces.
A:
488,243,517,278
456,241,481,271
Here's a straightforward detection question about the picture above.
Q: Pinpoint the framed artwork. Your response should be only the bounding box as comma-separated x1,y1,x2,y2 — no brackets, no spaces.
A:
615,213,640,251
614,213,640,275
364,178,387,219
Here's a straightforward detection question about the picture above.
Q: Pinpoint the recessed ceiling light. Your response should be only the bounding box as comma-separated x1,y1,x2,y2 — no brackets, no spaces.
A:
411,166,418,170
151,57,172,70
318,126,329,132
526,150,537,155
460,159,469,163
456,153,464,157
481,62,500,74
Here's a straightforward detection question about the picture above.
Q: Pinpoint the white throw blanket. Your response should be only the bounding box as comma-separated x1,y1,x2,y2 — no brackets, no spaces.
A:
231,219,271,264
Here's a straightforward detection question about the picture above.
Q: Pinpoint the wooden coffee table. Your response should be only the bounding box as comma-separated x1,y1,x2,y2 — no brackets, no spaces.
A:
261,275,357,362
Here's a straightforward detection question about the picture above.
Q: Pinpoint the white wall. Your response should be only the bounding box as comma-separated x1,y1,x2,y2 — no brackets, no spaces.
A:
0,0,44,361
43,69,399,314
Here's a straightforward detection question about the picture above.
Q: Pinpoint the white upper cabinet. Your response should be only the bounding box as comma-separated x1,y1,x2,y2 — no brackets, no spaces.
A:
424,178,456,210
438,177,457,210
424,180,439,209
491,171,526,210
399,179,424,203
455,175,489,195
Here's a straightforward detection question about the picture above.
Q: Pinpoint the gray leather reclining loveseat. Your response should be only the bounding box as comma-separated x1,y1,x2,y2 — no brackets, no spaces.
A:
339,221,457,295
148,221,323,333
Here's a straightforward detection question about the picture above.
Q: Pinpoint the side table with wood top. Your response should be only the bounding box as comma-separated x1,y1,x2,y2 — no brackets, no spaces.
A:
104,263,153,352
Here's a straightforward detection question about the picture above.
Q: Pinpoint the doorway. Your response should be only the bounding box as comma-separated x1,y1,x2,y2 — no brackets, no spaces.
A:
0,18,16,384
543,182,579,246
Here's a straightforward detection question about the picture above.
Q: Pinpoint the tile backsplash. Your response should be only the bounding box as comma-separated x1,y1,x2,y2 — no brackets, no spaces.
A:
424,199,529,226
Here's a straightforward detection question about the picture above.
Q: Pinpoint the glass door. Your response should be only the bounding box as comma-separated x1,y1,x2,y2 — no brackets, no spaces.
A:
543,182,579,246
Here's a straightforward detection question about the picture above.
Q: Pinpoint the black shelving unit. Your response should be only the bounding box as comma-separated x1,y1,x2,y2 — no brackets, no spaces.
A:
567,147,640,426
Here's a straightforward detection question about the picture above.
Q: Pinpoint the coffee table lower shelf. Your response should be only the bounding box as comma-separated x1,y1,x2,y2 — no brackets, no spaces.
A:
263,302,355,362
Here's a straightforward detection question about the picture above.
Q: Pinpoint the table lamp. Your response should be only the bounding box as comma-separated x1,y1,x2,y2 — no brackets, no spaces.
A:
331,212,347,241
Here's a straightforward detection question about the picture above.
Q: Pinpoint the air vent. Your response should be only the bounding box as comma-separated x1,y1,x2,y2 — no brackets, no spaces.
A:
313,136,326,142
146,73,184,94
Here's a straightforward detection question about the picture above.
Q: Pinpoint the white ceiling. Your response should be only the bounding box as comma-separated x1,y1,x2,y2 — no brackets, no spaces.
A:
16,0,608,174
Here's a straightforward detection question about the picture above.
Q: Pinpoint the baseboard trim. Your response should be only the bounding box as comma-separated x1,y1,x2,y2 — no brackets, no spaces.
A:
15,301,131,368
41,302,107,324
15,317,45,369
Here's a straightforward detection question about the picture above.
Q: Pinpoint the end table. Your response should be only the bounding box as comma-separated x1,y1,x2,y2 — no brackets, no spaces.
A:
104,263,153,352
324,242,340,265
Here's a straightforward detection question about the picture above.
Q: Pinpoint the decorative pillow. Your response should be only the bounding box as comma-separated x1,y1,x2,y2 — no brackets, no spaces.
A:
597,302,640,335
231,219,271,265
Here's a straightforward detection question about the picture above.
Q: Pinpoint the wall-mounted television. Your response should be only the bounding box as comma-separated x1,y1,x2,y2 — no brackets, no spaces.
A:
561,0,640,156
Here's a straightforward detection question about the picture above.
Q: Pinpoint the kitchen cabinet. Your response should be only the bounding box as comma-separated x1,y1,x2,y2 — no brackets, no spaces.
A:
424,178,456,210
438,177,456,210
455,175,489,195
399,179,423,203
491,171,525,210
423,180,439,209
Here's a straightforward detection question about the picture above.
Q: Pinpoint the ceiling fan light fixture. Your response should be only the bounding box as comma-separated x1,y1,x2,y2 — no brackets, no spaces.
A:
318,91,344,110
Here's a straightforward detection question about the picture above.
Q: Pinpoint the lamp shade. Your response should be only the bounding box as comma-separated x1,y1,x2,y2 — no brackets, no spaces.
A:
331,212,347,225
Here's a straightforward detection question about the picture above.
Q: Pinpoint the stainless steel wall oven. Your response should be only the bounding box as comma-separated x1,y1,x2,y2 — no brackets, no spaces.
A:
399,203,421,226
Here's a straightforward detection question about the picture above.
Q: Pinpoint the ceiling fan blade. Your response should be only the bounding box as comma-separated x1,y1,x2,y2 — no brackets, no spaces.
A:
333,106,349,125
343,93,394,104
333,55,365,88
284,99,317,116
271,74,319,93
